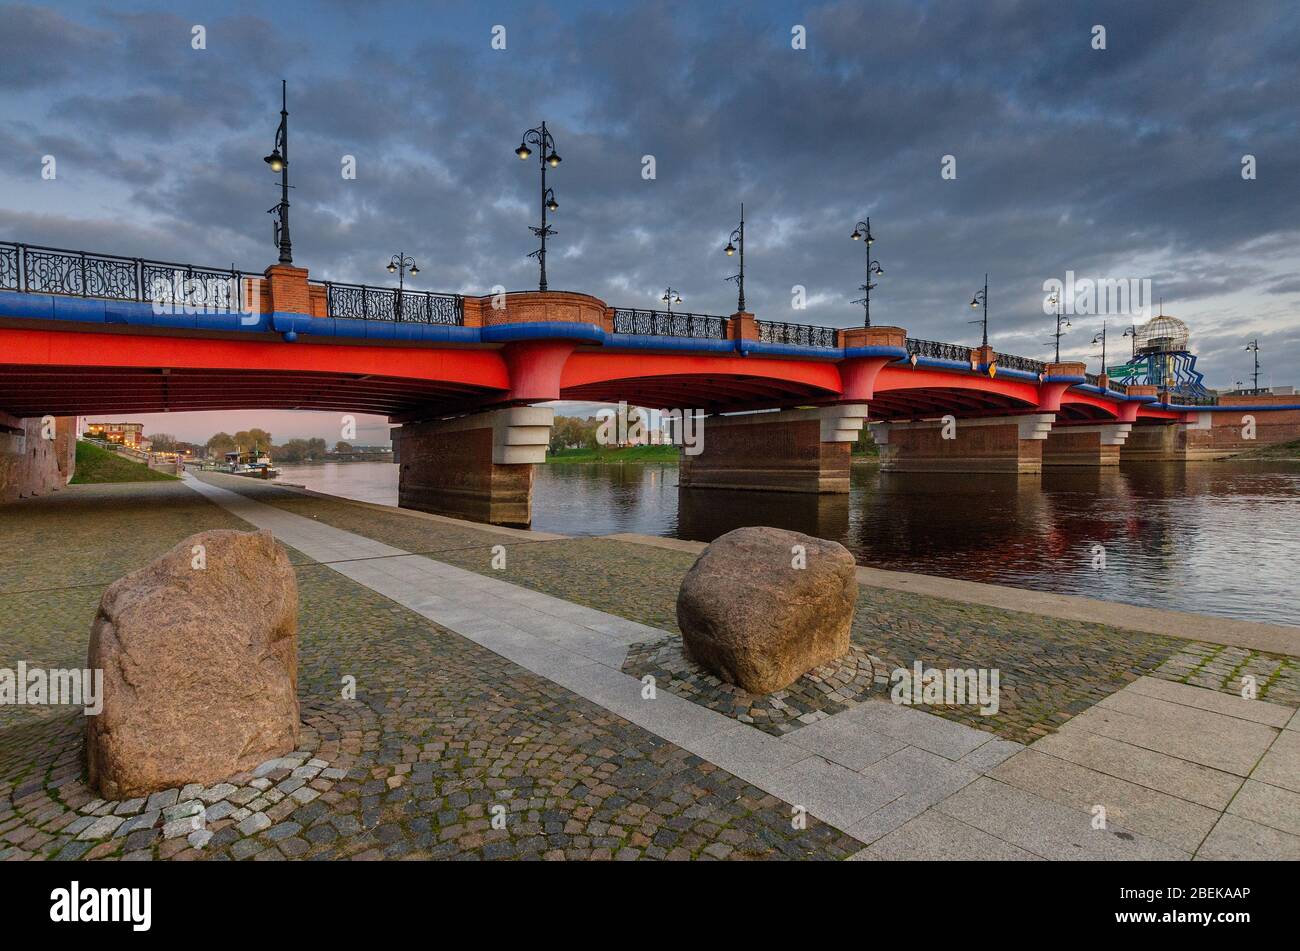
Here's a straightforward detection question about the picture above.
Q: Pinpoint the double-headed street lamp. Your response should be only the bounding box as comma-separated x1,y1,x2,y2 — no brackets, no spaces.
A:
1092,319,1109,376
386,252,419,320
661,286,683,313
969,274,989,348
263,80,292,265
515,121,562,291
850,219,884,327
1048,291,1071,362
1245,338,1261,391
723,204,745,312
1122,324,1138,359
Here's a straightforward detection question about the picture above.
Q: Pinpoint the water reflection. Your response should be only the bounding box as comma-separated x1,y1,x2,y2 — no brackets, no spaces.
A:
274,459,1300,625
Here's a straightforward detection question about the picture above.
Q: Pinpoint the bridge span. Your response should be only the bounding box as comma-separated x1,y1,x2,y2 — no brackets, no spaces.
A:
2,241,1297,521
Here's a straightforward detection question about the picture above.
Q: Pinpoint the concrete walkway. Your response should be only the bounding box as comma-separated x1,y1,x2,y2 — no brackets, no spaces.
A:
186,475,1300,859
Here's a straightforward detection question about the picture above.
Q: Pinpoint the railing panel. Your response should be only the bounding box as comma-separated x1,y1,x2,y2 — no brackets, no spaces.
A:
756,320,838,348
0,242,18,291
141,263,239,311
611,308,728,339
23,246,138,300
312,281,464,325
996,352,1047,374
906,337,974,364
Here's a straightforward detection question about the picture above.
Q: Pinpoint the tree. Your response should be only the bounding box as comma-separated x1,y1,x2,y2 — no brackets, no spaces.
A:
147,432,180,452
206,432,237,458
335,441,354,453
233,428,273,452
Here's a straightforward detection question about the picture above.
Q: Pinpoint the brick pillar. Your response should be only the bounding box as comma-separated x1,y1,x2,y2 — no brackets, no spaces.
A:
868,414,1054,473
393,407,553,527
0,415,78,503
264,264,312,314
728,311,758,341
678,405,868,493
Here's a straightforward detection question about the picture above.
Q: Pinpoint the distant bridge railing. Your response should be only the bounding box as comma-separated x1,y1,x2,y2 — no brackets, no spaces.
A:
906,337,973,364
757,320,838,348
611,308,728,339
309,280,463,325
1168,393,1219,406
0,240,257,312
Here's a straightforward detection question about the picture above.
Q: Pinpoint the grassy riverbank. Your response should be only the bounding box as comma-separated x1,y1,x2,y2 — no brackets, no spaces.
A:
69,440,177,484
547,445,679,463
1228,438,1300,460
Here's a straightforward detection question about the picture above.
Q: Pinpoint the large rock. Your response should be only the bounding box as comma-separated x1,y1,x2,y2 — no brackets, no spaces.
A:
676,526,857,694
87,529,299,799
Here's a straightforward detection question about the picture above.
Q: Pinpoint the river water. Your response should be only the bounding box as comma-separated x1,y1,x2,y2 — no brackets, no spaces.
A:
274,460,1300,627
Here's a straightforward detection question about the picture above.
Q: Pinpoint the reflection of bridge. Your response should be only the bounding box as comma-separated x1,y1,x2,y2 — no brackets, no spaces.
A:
2,241,1298,521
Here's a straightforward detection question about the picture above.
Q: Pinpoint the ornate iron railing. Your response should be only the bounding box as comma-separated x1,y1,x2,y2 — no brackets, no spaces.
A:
996,352,1047,375
610,308,728,339
1168,393,1219,406
0,241,254,311
311,280,464,325
1106,379,1129,395
756,320,839,348
906,337,973,363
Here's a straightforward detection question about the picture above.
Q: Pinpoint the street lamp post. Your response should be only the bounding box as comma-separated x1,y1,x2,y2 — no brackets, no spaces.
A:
1091,319,1108,376
515,122,561,292
1122,324,1137,360
385,252,419,321
661,286,682,313
1048,291,1071,362
969,274,989,348
1245,338,1261,391
263,80,292,265
850,219,884,327
723,204,745,312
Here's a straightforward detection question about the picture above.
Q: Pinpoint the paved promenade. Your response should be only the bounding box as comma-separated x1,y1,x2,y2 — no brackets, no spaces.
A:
1,474,1297,860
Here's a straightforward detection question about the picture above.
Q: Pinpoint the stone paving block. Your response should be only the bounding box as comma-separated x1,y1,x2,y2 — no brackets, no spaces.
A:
935,777,1189,860
762,755,901,832
783,714,909,772
989,748,1219,853
851,809,1042,861
162,815,203,839
1030,728,1242,811
1065,701,1274,777
1127,676,1292,727
236,812,272,836
1195,813,1300,861
76,815,124,841
1226,779,1300,837
836,699,993,761
957,738,1025,774
1249,728,1300,794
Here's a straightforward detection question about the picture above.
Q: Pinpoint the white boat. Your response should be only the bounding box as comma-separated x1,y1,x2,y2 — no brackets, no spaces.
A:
224,448,280,479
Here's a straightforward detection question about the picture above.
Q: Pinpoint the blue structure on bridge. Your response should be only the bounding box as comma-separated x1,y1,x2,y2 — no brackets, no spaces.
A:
1108,314,1213,404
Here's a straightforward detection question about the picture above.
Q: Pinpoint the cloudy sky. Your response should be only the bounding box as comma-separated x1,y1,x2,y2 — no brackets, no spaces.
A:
2,0,1297,444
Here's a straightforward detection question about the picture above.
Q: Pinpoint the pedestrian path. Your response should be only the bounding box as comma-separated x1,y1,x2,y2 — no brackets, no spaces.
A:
184,474,1300,859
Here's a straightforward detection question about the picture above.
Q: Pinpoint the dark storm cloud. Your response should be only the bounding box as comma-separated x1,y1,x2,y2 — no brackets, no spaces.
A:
0,0,1296,391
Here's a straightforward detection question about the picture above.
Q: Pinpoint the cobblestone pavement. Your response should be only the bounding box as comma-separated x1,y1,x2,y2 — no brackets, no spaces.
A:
1152,642,1300,706
624,638,889,735
212,480,1207,745
0,483,860,861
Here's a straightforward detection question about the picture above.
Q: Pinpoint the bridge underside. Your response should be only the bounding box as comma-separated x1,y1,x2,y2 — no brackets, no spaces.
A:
0,364,504,417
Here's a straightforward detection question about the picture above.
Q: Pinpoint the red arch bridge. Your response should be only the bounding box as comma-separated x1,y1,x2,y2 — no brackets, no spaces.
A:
2,241,1297,523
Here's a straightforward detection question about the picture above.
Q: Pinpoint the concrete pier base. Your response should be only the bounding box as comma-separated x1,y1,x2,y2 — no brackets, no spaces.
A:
677,405,869,493
1120,423,1189,462
393,407,552,527
1042,423,1132,467
868,413,1054,473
